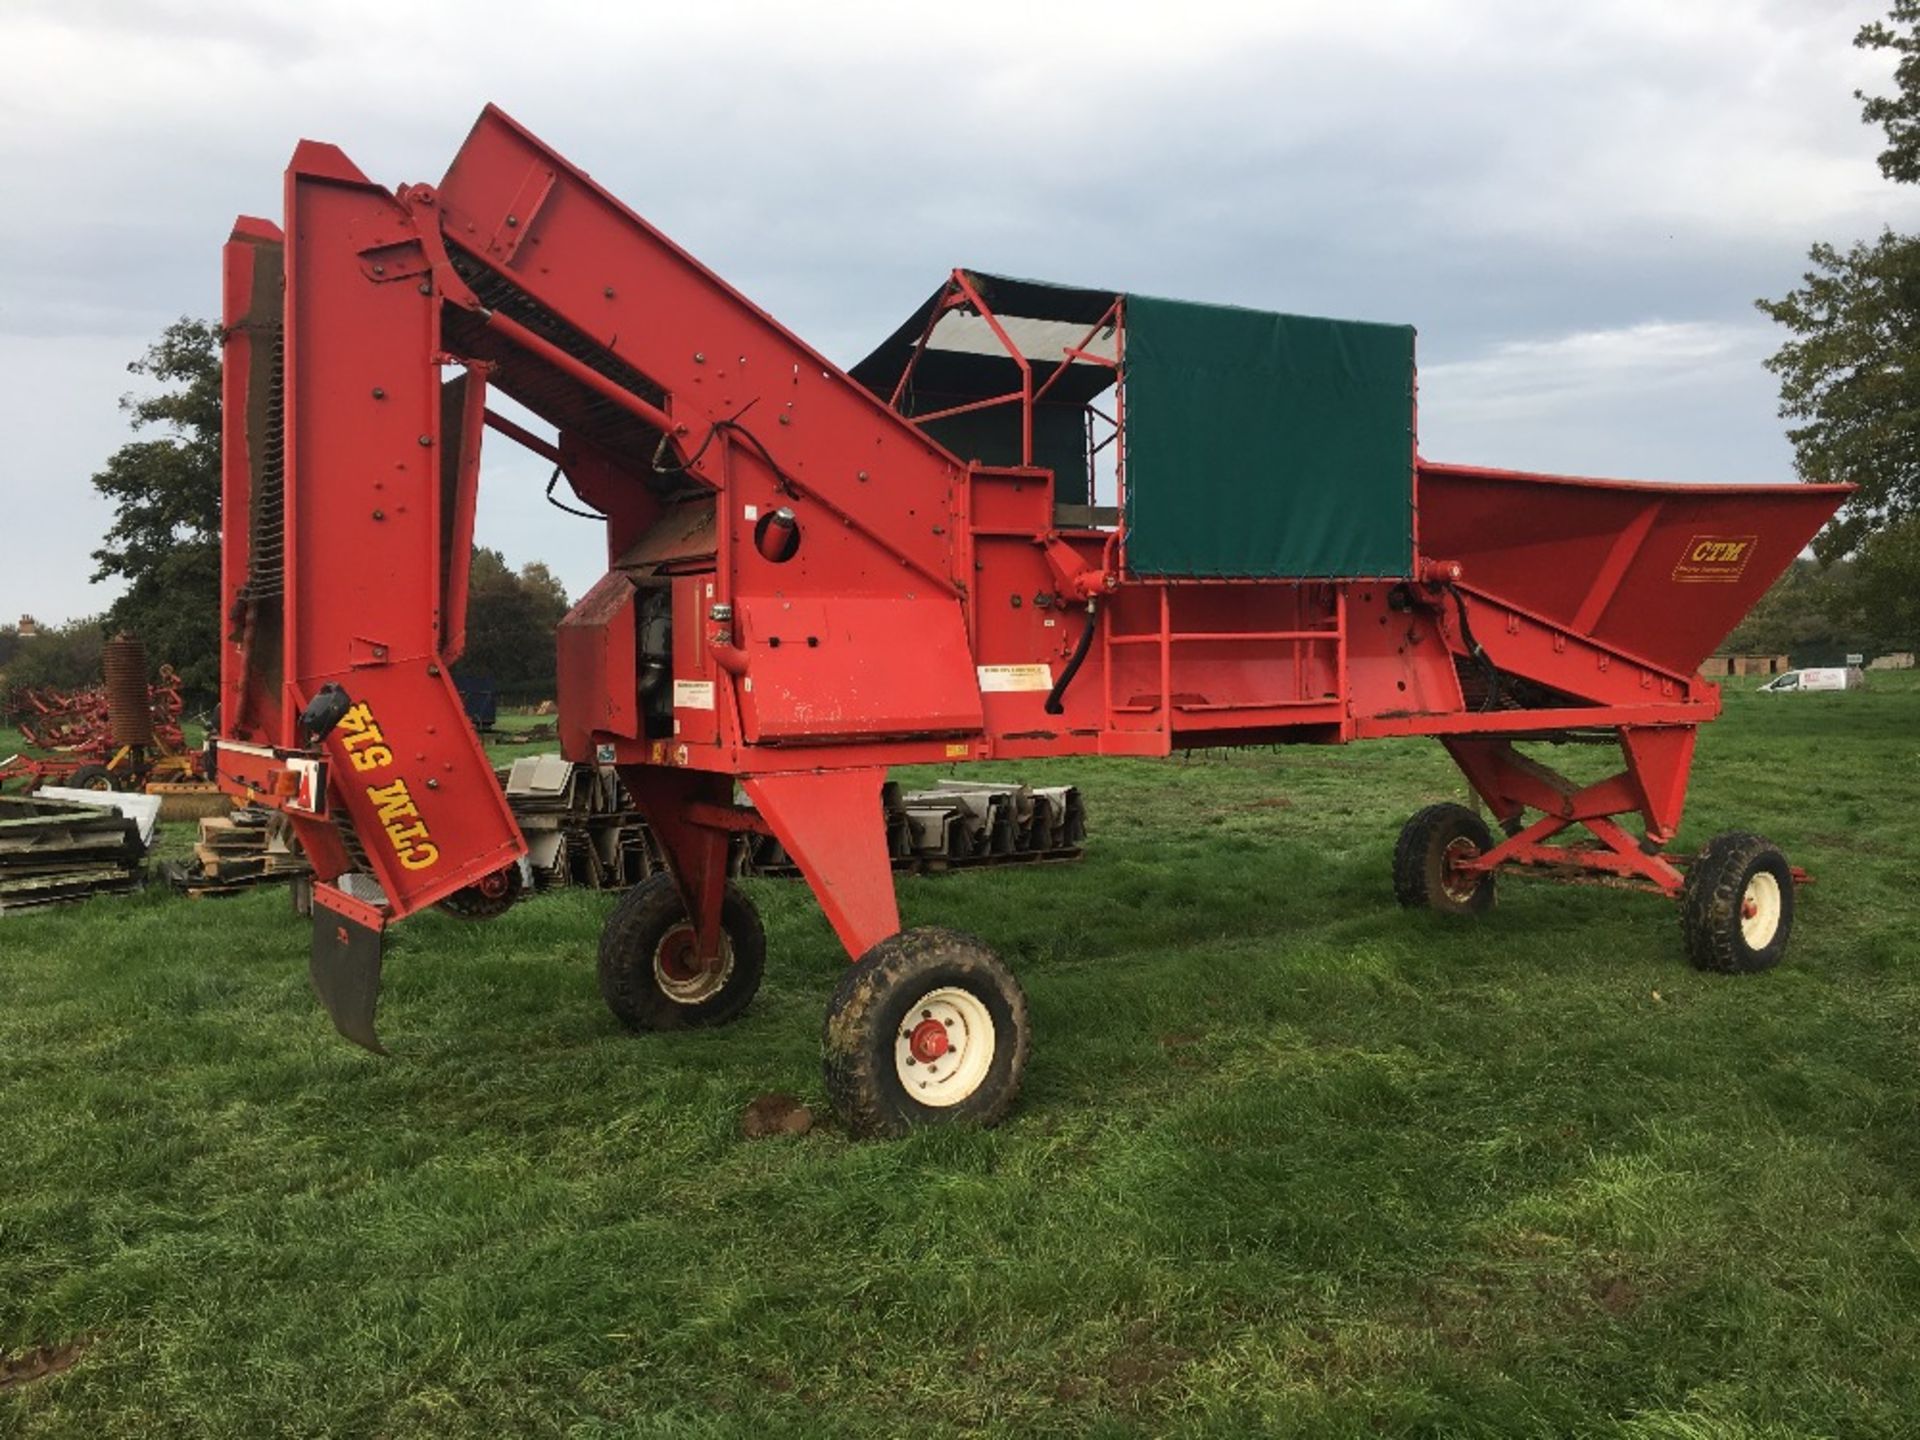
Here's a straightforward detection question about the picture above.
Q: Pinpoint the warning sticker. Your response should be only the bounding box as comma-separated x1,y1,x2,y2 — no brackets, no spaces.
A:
673,678,716,710
977,663,1054,693
1673,535,1758,584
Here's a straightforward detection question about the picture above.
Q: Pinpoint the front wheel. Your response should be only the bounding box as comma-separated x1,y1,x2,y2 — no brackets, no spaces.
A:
822,927,1030,1139
1681,831,1793,974
599,873,766,1030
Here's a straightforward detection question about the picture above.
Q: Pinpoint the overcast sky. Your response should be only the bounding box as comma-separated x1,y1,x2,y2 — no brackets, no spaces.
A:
3,0,1915,624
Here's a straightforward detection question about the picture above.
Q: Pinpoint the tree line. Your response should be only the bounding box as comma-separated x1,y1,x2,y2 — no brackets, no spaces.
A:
1,323,568,715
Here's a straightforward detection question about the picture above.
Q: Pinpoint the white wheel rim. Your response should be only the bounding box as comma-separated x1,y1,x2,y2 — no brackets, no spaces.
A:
894,986,995,1107
652,923,734,1005
1740,871,1782,949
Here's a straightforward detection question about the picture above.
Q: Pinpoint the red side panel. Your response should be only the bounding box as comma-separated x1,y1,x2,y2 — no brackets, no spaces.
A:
282,146,524,915
1418,463,1850,675
732,596,983,742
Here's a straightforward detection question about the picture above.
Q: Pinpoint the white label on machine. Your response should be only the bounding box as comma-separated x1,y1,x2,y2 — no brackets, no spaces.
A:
743,504,759,521
674,678,716,710
977,663,1054,693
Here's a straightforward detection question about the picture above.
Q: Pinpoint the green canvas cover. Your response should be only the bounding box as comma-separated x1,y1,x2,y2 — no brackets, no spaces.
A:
1123,294,1415,578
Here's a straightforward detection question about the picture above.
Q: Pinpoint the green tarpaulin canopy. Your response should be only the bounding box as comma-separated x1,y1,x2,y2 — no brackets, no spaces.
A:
851,272,1415,579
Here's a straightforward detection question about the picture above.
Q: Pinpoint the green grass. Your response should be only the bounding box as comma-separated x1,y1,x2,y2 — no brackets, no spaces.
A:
3,679,1919,1436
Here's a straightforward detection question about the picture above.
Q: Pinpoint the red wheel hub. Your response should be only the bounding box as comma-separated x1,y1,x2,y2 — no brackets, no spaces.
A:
909,1018,951,1063
1741,897,1758,919
657,929,703,983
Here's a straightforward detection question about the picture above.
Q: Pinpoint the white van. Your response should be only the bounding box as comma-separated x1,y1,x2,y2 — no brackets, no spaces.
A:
1758,667,1865,694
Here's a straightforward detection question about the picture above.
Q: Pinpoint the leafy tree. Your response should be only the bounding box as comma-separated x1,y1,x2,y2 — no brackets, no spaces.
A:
1721,557,1891,662
1858,1,1920,182
0,617,108,708
89,319,223,708
1755,3,1920,647
454,548,569,704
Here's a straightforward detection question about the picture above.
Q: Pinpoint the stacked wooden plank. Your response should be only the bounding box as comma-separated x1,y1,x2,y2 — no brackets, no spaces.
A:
0,794,147,913
170,810,312,897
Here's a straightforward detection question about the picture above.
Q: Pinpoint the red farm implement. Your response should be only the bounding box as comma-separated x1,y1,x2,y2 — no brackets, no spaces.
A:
212,107,1848,1136
1,641,198,793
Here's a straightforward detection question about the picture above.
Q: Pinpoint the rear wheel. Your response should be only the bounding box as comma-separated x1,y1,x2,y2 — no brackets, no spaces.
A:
1393,803,1496,915
1681,831,1793,974
822,927,1030,1139
67,765,119,792
599,872,765,1030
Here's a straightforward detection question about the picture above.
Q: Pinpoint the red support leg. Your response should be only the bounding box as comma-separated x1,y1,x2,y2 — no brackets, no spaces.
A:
1439,732,1693,895
1619,725,1696,843
622,766,734,962
741,767,901,961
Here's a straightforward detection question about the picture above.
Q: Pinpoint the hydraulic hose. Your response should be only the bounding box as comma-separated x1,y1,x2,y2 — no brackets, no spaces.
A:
1045,598,1101,716
1443,581,1502,711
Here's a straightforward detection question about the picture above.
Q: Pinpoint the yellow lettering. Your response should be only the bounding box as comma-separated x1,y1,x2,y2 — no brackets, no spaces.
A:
366,778,417,825
397,842,440,871
1692,541,1715,561
350,704,440,873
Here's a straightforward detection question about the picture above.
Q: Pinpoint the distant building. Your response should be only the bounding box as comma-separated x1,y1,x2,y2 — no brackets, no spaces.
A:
16,614,37,638
1868,652,1915,671
1702,654,1790,678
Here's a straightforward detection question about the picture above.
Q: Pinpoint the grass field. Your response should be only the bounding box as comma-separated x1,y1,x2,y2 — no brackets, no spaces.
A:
3,679,1918,1436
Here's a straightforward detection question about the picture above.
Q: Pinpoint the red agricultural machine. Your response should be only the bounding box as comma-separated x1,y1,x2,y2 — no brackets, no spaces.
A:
0,639,199,793
212,107,1847,1136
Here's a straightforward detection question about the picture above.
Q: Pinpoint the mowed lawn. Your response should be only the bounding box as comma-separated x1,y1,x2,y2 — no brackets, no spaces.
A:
3,680,1918,1437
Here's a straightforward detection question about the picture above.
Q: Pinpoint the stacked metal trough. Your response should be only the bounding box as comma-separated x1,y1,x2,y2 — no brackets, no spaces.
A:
499,759,1085,893
0,794,150,913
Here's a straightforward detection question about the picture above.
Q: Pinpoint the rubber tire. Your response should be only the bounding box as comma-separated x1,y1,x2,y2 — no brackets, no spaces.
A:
1393,803,1496,915
598,872,766,1030
822,926,1030,1140
68,764,119,792
1681,831,1793,974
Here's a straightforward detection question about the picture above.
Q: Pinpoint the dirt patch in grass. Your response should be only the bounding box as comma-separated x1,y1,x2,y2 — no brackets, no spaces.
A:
741,1092,814,1138
1590,1273,1640,1318
0,1338,89,1389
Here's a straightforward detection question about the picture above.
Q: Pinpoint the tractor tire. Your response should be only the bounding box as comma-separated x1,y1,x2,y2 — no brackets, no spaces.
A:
598,872,765,1031
1680,831,1793,974
67,765,119,793
1393,802,1497,916
822,926,1030,1140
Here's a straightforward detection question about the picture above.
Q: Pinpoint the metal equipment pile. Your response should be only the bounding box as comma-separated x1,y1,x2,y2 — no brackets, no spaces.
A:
0,638,199,793
500,759,1086,893
0,793,151,913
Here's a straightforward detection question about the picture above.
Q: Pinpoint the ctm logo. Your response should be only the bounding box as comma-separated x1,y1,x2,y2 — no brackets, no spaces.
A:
1672,534,1758,584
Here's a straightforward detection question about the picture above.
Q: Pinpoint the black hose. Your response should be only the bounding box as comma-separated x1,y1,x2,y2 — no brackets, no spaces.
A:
1444,582,1501,711
1045,599,1100,715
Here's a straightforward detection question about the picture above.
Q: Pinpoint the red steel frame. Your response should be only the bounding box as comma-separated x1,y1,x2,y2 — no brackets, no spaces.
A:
214,106,1849,1046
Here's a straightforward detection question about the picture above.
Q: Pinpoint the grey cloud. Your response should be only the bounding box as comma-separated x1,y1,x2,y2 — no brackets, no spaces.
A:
0,0,1909,622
